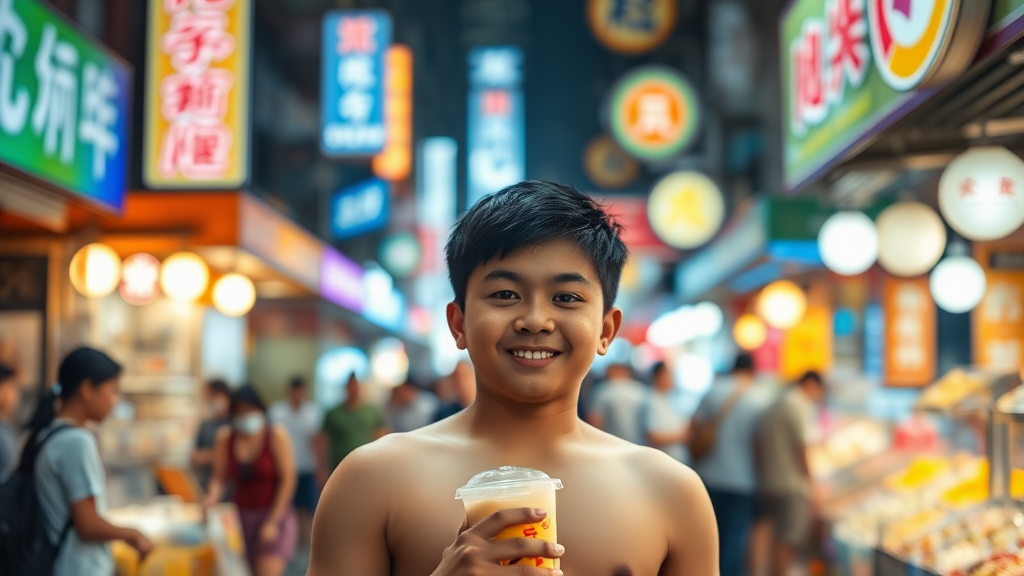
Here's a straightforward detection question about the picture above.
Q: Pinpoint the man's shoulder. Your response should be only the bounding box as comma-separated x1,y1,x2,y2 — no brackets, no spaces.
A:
620,443,704,498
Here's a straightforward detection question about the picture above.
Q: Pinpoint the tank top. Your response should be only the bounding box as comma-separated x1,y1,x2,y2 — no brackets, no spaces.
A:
227,427,278,510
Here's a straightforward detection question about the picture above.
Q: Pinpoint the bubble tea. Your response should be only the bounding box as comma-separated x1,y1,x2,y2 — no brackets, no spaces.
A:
456,466,564,569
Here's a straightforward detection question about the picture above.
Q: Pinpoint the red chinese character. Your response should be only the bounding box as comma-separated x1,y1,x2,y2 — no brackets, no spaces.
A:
960,177,976,197
160,69,234,121
791,20,825,133
162,11,235,70
337,16,377,54
535,558,544,567
193,0,235,9
826,0,868,101
481,90,511,115
158,122,233,179
522,526,538,538
1000,177,1016,197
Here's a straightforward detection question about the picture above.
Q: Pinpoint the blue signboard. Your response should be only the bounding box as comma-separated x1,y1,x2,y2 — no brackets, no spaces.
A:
0,0,131,213
466,46,525,208
321,10,390,156
330,178,389,240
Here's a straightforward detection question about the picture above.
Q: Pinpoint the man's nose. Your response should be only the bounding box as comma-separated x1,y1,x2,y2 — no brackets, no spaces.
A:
514,298,555,333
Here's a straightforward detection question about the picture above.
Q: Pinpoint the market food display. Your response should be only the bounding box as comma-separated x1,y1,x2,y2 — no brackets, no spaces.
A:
808,419,891,478
954,552,1024,576
916,369,989,411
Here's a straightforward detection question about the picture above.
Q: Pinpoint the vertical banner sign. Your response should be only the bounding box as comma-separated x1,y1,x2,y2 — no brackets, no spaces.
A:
467,46,524,209
321,10,391,156
883,276,936,387
0,0,131,212
973,245,1024,371
143,0,252,189
372,44,412,181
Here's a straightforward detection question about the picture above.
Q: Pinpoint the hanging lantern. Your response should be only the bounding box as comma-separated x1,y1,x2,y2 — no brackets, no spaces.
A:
929,254,987,314
733,314,767,351
757,280,807,330
212,273,256,317
69,243,121,298
647,171,725,249
818,211,878,276
876,202,947,277
119,253,161,305
938,146,1024,241
160,252,209,302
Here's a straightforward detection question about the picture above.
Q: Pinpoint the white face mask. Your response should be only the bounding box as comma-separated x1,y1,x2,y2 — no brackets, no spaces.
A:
233,413,265,435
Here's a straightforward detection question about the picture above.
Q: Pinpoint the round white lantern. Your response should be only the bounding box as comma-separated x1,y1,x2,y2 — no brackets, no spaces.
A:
160,252,209,302
212,273,256,317
733,314,767,351
69,243,121,298
757,280,807,330
647,171,726,249
939,146,1024,241
818,211,878,275
876,202,947,277
929,255,987,313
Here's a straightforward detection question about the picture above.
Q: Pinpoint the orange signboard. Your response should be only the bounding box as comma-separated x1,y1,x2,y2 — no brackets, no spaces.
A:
973,244,1024,371
143,0,252,189
883,276,937,387
781,305,833,380
372,45,413,182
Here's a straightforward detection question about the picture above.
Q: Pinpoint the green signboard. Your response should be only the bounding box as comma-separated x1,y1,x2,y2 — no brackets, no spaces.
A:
0,0,131,212
782,0,1024,193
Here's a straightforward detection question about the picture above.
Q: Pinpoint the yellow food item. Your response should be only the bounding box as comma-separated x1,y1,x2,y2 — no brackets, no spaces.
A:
885,456,951,492
916,369,986,410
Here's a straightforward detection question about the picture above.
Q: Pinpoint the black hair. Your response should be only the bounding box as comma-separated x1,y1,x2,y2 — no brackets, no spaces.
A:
734,352,754,373
799,371,824,387
207,379,231,397
289,376,306,390
0,362,14,384
230,384,267,416
650,361,668,379
445,181,628,313
20,347,121,472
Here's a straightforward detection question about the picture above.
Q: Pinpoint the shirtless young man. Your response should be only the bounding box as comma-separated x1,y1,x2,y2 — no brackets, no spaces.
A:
308,181,718,576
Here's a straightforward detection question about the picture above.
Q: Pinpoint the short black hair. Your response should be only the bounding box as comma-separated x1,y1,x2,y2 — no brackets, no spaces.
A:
207,379,231,397
799,371,824,387
230,384,267,415
734,353,754,373
289,376,306,390
445,181,628,313
650,361,668,379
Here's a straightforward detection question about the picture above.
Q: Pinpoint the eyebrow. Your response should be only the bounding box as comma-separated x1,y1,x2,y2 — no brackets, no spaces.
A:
481,269,594,286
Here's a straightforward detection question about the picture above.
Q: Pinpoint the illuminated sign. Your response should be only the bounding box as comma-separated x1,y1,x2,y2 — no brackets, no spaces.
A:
0,0,131,212
587,0,676,54
330,178,389,240
321,10,391,156
238,194,322,291
467,46,524,208
119,253,161,305
883,275,936,386
143,0,252,189
321,247,364,313
647,171,725,249
608,66,700,161
372,45,412,181
583,134,639,189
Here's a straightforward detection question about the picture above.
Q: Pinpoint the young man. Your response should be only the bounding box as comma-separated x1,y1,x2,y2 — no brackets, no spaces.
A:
268,376,324,543
191,379,232,491
754,371,825,576
0,363,19,478
387,380,439,433
318,374,388,481
644,362,688,463
433,361,477,422
309,181,717,576
587,363,649,445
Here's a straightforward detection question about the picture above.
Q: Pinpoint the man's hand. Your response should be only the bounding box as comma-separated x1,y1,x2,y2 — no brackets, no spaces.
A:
260,520,281,545
432,508,564,576
125,529,153,559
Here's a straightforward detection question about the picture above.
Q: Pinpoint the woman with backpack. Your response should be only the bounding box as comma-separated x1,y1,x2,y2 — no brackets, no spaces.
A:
204,384,297,576
9,347,152,575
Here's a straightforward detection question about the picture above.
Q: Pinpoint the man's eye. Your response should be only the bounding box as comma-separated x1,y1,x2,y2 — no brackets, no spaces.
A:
554,293,582,304
492,290,518,300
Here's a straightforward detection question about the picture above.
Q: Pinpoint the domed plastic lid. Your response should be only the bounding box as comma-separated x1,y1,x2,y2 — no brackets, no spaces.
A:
455,466,563,500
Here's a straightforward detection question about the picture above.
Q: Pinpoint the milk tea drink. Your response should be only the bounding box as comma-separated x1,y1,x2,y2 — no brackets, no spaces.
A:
456,467,564,569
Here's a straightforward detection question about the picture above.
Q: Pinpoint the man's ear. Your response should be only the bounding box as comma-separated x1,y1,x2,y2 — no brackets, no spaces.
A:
447,302,468,350
596,307,623,356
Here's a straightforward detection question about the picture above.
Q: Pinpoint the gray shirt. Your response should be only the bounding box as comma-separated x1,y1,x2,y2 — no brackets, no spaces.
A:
756,388,813,496
35,421,112,576
692,379,777,493
269,401,324,473
387,392,440,433
590,379,649,445
645,392,688,463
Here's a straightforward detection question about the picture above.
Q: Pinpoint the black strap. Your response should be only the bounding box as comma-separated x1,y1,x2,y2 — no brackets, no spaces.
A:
56,518,74,549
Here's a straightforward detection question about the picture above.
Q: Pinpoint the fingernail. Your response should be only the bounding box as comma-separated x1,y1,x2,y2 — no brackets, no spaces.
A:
552,571,564,576
554,544,565,555
534,508,548,517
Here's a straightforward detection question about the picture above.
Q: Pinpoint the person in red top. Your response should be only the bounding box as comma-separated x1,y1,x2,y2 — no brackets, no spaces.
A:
204,385,297,576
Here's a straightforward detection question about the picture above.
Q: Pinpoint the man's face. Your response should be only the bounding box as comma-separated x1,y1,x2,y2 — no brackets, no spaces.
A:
802,380,825,404
654,369,673,392
289,386,305,405
448,239,622,405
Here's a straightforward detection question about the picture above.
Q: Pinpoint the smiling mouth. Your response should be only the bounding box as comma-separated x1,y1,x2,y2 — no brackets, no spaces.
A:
508,350,561,360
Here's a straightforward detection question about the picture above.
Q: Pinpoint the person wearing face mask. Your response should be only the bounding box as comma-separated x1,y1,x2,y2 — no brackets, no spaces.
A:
204,385,297,576
191,379,232,492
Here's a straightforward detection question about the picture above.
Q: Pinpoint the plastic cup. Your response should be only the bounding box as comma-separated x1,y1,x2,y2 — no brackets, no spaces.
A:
455,466,563,569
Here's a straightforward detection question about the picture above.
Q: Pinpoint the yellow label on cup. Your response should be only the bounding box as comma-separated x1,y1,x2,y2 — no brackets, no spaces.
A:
496,516,557,568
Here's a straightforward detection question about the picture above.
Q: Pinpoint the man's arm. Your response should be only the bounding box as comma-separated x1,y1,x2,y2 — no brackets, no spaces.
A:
660,466,719,576
308,445,391,576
